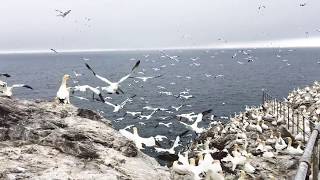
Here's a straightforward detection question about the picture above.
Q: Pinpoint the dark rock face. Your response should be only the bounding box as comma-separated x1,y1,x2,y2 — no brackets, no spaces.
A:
77,108,103,121
0,97,169,179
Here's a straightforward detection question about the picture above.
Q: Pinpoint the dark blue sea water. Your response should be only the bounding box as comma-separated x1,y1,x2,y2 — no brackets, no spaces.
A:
0,48,319,160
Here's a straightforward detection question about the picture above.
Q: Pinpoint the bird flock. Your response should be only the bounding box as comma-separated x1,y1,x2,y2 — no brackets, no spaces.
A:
171,82,320,180
1,48,319,179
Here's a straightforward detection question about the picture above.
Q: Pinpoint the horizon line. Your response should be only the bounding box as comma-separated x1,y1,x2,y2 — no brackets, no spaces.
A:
1,38,320,54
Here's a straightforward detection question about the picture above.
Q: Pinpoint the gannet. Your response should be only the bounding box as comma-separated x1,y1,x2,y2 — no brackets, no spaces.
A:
0,83,33,97
119,127,155,149
179,109,212,134
103,95,135,112
55,9,72,18
56,74,71,104
85,60,140,94
71,85,105,103
155,136,181,154
129,75,163,82
50,48,58,53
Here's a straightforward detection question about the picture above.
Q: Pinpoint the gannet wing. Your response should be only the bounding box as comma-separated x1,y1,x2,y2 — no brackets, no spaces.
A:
172,136,181,148
0,73,10,77
118,60,140,83
119,129,134,141
104,100,116,108
11,84,33,89
85,63,113,85
118,73,131,84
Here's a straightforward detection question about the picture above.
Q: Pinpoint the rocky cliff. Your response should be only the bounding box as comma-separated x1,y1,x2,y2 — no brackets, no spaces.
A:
0,97,170,180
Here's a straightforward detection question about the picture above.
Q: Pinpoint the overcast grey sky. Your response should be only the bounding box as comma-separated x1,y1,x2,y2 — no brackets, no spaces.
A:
0,0,319,51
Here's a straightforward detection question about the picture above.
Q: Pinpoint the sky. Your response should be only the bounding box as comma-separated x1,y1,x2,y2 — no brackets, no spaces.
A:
0,0,320,52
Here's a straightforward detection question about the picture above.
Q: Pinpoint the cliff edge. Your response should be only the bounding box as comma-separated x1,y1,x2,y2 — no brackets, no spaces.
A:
0,97,170,180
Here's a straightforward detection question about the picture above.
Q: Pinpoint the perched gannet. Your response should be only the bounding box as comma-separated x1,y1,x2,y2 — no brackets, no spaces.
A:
71,85,105,103
0,83,33,97
155,136,181,154
85,60,140,94
56,74,71,104
204,169,225,180
119,127,155,149
285,137,303,155
275,132,287,152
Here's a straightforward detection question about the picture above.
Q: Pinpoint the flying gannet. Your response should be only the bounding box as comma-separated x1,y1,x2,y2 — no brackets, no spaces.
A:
85,60,140,94
71,85,105,103
55,9,72,18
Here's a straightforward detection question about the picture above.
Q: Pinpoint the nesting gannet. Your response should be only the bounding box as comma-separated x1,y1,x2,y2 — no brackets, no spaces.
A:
56,74,71,104
275,132,287,152
71,85,105,103
85,60,140,94
284,137,303,155
119,127,155,149
55,9,72,18
0,84,33,97
155,136,181,154
103,95,135,112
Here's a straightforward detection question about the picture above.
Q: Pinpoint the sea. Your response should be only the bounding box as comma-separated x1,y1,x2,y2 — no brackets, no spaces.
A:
0,48,319,163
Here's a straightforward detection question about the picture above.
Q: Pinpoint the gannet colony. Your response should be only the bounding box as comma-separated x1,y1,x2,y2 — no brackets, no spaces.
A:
0,57,319,179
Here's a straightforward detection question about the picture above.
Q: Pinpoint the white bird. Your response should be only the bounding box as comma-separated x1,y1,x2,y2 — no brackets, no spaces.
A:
103,95,135,112
179,109,212,134
138,110,158,120
73,70,82,77
130,75,162,82
56,74,71,104
157,122,173,128
178,94,193,99
0,83,33,97
119,127,155,149
71,85,105,103
155,136,181,154
85,60,140,94
160,51,179,62
214,74,224,78
125,111,142,117
172,105,183,111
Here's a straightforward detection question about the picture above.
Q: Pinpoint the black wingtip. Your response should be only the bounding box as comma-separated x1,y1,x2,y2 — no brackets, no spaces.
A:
0,73,11,78
98,94,105,103
23,85,33,90
131,60,141,71
85,63,96,76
